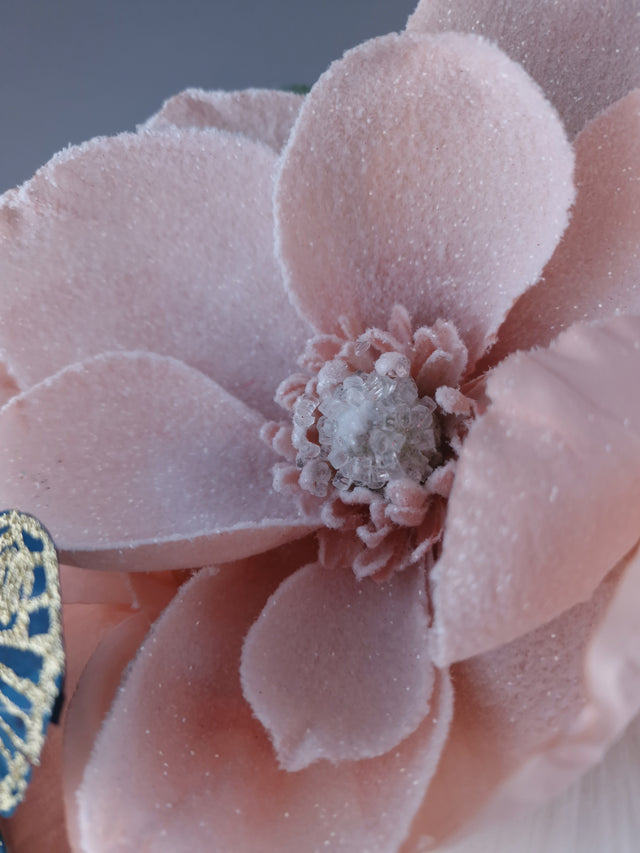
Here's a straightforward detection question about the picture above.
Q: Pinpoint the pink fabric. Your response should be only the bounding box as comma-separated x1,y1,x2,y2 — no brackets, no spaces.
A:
142,88,303,151
241,562,433,769
78,554,453,853
2,7,640,851
0,128,309,419
431,314,640,665
276,31,574,366
403,543,640,850
403,562,622,849
492,90,640,360
63,612,155,851
0,351,316,570
407,0,640,137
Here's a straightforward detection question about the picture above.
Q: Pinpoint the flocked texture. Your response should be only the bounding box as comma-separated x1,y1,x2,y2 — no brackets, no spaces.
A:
411,547,640,853
430,716,640,853
142,88,304,152
0,127,309,420
0,351,316,571
406,0,640,137
491,89,640,360
401,551,638,850
78,549,454,853
63,611,162,851
275,31,574,366
431,314,640,665
241,562,433,770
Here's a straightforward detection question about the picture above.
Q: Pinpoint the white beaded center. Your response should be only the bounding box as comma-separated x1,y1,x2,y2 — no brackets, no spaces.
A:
294,369,438,495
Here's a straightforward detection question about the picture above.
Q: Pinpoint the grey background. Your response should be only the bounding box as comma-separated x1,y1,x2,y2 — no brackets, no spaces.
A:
0,0,417,193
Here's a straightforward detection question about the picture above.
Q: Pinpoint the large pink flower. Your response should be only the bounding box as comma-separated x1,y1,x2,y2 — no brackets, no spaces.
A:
1,2,640,851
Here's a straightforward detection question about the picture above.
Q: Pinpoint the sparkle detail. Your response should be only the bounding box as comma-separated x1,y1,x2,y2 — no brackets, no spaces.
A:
265,306,482,579
293,368,439,495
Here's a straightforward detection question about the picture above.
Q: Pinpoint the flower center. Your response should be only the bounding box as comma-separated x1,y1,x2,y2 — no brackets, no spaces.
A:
293,358,439,495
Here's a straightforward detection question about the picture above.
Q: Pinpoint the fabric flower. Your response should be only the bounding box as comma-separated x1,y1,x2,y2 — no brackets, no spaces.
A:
0,1,639,851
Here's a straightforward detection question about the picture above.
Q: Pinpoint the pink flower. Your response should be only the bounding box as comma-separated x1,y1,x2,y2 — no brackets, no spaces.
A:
1,1,640,850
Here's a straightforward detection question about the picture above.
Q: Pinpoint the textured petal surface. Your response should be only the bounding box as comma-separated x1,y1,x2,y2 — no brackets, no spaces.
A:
78,550,454,853
0,128,309,419
402,555,635,850
435,712,640,853
492,90,640,359
276,31,574,365
241,561,433,770
142,88,303,151
407,0,640,137
432,314,640,665
406,543,640,853
0,352,316,571
64,611,164,851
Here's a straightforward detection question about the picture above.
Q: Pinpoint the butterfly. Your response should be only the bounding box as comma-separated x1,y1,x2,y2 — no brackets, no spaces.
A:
0,510,64,848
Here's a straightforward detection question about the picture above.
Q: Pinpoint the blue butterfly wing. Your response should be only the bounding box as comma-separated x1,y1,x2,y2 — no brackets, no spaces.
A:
0,511,64,818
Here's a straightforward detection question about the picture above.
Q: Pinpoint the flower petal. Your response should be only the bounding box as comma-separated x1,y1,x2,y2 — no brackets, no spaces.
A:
275,31,573,365
60,564,135,606
402,545,640,852
142,88,304,151
432,314,640,665
492,90,640,359
0,128,309,419
0,351,317,571
418,713,640,853
406,0,640,138
78,551,453,853
63,611,155,852
241,561,433,770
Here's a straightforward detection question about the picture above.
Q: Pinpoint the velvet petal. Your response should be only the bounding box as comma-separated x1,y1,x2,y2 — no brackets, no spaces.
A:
142,88,303,152
431,314,640,665
275,31,573,365
492,90,640,359
241,561,433,770
0,352,317,571
78,556,454,853
434,710,640,853
0,128,309,419
406,0,640,138
402,546,640,851
64,612,158,852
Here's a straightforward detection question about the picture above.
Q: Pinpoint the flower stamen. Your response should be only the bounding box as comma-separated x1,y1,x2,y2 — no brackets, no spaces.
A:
294,368,439,495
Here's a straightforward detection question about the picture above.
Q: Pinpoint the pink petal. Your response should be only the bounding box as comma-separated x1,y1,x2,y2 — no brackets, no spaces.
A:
142,88,303,151
403,554,637,850
0,351,317,571
0,128,310,419
492,90,640,359
432,314,640,665
241,561,433,770
60,564,135,606
406,0,640,137
78,550,453,853
424,711,640,853
63,611,156,852
275,31,573,366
